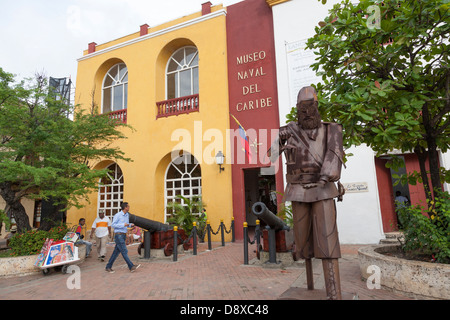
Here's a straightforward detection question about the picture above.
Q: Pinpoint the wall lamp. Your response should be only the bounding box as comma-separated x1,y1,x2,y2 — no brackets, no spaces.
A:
215,151,225,173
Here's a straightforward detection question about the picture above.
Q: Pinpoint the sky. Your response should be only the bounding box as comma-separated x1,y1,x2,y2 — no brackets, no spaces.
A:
0,0,243,88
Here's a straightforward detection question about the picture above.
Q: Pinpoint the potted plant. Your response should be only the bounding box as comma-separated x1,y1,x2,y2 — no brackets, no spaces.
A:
166,195,206,238
196,209,208,243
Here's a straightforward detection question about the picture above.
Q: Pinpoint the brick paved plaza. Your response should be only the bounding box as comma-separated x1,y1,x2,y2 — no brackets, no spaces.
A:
0,241,413,302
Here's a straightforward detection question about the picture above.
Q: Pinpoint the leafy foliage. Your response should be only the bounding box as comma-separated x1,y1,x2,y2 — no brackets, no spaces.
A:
7,224,68,256
397,191,450,263
278,201,293,228
166,195,205,235
290,0,450,194
0,67,132,231
0,209,11,230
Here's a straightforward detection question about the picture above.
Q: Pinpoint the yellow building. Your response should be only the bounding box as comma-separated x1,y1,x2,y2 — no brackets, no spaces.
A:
68,3,233,240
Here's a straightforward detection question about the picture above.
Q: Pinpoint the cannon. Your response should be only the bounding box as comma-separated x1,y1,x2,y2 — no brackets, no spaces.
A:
129,214,172,233
251,202,290,231
128,214,187,257
251,202,293,255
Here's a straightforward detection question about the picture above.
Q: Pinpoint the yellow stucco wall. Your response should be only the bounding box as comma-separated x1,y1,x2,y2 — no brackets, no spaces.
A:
67,8,233,241
0,198,35,230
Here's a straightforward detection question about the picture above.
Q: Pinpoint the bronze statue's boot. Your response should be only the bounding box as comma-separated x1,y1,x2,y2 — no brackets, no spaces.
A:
305,258,314,290
322,259,342,300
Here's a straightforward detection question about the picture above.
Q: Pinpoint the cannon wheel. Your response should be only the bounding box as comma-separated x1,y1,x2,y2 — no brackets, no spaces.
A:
137,242,143,256
164,243,173,256
291,243,298,261
256,244,262,260
183,241,191,251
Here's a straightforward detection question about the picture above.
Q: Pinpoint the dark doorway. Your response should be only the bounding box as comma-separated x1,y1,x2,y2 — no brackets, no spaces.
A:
375,155,413,232
243,168,277,228
390,156,411,207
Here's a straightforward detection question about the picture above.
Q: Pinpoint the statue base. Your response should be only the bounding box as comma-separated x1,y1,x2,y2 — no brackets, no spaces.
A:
278,287,356,300
257,251,303,268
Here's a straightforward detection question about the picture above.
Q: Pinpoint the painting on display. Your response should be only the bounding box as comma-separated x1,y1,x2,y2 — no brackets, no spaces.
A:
34,238,53,267
63,232,78,242
34,240,76,267
44,242,75,266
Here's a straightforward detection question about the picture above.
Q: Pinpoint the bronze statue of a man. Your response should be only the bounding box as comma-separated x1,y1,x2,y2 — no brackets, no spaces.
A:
270,86,345,300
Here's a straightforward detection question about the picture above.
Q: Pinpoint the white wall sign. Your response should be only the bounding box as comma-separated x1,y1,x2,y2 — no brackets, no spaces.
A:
343,182,369,193
285,39,320,107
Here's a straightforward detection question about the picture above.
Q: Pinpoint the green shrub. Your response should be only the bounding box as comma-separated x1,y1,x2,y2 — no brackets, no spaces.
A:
398,191,450,264
167,195,205,235
7,225,69,257
0,209,11,230
278,202,293,228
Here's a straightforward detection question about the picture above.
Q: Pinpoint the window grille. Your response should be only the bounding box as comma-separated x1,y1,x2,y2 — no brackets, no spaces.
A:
98,163,124,219
165,153,202,222
166,47,199,99
102,63,128,113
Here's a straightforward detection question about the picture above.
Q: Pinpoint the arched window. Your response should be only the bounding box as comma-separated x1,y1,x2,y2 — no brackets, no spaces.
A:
166,47,199,99
98,163,124,219
165,153,202,221
102,63,128,113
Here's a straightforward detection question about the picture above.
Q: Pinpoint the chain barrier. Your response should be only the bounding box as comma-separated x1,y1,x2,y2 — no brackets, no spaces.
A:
139,218,235,262
209,223,222,235
243,219,280,265
243,220,262,265
171,218,235,262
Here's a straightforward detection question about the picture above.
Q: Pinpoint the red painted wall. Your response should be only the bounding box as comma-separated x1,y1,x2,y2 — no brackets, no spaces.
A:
226,0,283,240
375,158,397,232
404,153,431,207
376,153,438,232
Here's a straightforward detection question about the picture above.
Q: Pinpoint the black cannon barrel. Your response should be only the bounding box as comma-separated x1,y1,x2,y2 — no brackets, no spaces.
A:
129,213,172,233
251,202,289,231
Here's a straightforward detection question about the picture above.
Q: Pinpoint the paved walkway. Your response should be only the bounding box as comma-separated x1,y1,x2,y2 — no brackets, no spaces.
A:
0,241,413,301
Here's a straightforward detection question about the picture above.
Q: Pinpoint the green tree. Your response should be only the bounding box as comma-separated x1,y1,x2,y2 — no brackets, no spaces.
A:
295,0,449,200
0,68,132,232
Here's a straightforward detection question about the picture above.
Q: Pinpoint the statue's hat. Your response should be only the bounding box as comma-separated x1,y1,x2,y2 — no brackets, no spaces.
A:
297,86,318,102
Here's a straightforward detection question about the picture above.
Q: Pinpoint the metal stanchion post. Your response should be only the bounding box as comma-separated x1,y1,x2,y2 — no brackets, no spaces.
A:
255,219,261,258
193,222,197,256
267,226,277,264
231,217,235,243
243,222,248,265
207,220,212,251
173,226,178,262
220,219,225,247
144,230,151,259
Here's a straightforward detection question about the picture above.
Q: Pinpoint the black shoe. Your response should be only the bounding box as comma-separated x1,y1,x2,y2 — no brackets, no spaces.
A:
130,264,141,273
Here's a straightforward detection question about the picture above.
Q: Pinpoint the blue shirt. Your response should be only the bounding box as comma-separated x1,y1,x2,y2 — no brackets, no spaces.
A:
111,211,130,233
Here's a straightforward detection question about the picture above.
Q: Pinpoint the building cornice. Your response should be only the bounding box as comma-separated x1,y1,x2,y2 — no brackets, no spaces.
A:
266,0,291,7
77,9,227,62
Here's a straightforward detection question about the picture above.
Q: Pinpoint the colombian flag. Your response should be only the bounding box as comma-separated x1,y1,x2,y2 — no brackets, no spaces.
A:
230,114,252,163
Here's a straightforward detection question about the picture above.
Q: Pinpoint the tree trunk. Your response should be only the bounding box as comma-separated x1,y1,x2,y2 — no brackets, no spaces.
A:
0,183,31,233
421,101,443,200
426,140,442,198
414,146,432,204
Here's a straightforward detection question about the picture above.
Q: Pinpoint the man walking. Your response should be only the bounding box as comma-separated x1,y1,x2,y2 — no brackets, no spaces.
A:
105,202,140,273
90,209,111,261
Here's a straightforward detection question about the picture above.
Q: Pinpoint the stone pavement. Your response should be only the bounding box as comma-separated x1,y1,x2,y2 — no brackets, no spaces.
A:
0,241,413,301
